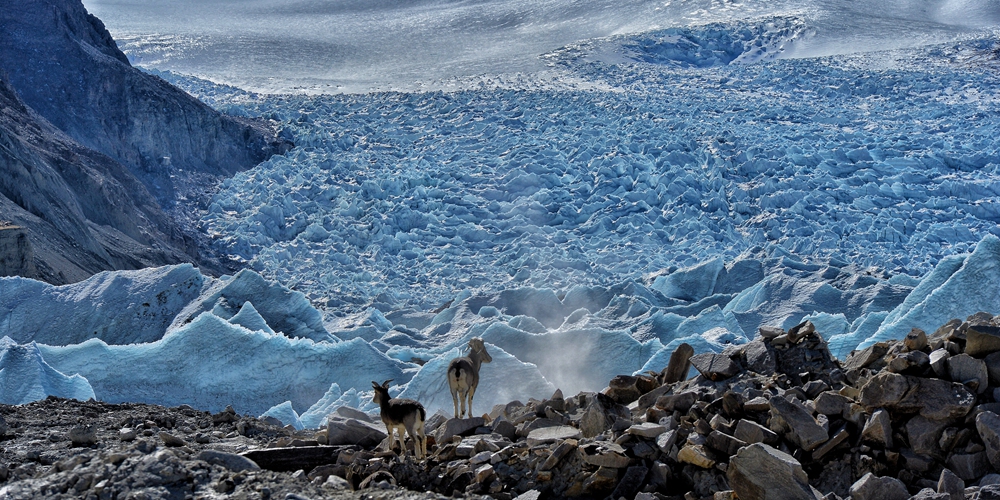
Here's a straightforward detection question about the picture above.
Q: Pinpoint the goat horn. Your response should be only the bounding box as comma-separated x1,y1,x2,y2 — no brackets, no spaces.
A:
381,379,392,388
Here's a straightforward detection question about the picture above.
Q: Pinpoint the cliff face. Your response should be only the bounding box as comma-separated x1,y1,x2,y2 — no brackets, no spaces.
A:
0,79,194,283
0,0,289,207
0,226,37,279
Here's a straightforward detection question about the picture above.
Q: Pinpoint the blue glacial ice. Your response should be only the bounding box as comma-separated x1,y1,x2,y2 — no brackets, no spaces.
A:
7,16,1000,426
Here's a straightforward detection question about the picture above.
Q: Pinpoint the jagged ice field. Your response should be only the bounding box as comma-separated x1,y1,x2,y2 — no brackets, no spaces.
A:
4,0,1000,428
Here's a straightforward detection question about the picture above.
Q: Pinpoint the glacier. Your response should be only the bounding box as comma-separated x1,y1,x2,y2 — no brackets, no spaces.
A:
5,4,1000,428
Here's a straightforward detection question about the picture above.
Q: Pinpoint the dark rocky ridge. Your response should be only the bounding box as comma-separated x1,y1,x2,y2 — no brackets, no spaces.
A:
0,0,291,283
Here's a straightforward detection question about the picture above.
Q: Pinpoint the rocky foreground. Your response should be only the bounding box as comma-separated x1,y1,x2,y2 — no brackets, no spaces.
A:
4,314,1000,500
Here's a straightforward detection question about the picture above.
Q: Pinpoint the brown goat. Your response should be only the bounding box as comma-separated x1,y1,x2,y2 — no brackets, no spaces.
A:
447,337,493,419
371,380,427,459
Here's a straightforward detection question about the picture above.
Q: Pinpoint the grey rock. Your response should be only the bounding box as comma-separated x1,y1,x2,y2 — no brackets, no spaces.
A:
843,343,889,373
158,431,186,447
627,422,666,438
525,425,581,447
981,474,1000,487
655,391,699,413
812,428,849,460
610,465,648,500
814,391,849,416
491,416,516,441
905,328,929,351
539,440,577,471
196,450,261,472
769,396,828,452
745,340,777,374
656,429,679,452
68,425,97,447
435,417,485,443
861,409,892,449
987,352,1000,386
727,443,821,500
910,488,949,500
119,427,137,442
690,353,741,381
326,417,387,447
859,372,974,420
946,451,989,481
323,475,350,490
759,325,784,339
707,430,748,456
735,418,779,445
333,406,372,422
937,468,965,500
966,326,1000,357
982,412,1000,470
661,343,694,384
948,354,989,394
905,416,948,458
605,375,642,405
581,442,631,468
930,349,951,378
848,472,909,500
888,350,929,373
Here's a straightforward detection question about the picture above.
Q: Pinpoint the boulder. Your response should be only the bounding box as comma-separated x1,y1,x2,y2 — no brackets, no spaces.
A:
661,343,694,384
966,326,1000,357
905,328,929,351
744,340,776,374
859,372,974,420
707,430,747,456
930,349,951,378
655,391,699,413
947,354,989,394
610,466,649,500
525,426,581,447
978,411,1000,470
326,417,387,447
605,375,642,404
581,442,631,468
861,409,892,449
937,468,965,500
627,422,666,439
947,451,990,481
848,473,909,500
435,417,485,443
690,353,741,381
813,391,849,416
727,443,820,500
987,352,1000,386
677,445,715,469
196,450,260,472
769,396,828,452
734,418,779,445
905,416,948,459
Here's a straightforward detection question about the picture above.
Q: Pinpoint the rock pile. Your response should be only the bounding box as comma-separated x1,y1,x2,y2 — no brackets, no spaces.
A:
293,314,1000,499
4,313,1000,499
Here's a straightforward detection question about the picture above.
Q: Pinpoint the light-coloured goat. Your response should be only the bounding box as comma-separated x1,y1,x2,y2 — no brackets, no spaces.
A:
447,337,493,419
371,380,427,459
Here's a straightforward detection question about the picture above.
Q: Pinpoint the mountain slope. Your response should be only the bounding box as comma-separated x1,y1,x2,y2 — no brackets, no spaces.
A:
0,0,289,208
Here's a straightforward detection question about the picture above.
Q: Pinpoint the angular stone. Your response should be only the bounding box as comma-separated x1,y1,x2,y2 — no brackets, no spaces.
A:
859,372,975,420
734,419,779,445
860,409,892,449
610,466,649,500
327,417,387,447
677,445,715,468
843,343,889,372
937,468,965,500
539,440,577,471
728,443,820,500
906,416,948,459
526,426,581,447
491,416,516,441
759,325,784,339
911,489,949,500
581,466,618,495
158,431,186,447
978,411,1000,471
888,350,929,373
197,450,260,472
814,391,849,416
930,349,951,378
628,422,666,438
605,375,642,405
948,353,989,394
812,428,849,460
68,425,97,447
475,464,494,483
690,353,741,381
435,417,485,443
581,442,631,468
849,472,909,500
661,343,694,384
744,340,776,374
987,352,1000,386
947,451,989,481
656,429,679,452
707,430,747,456
744,396,770,412
905,328,929,351
769,396,828,452
656,391,699,413
966,326,1000,357
334,405,373,422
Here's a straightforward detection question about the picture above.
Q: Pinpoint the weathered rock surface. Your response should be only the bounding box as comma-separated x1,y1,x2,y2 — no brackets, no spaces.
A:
728,443,820,500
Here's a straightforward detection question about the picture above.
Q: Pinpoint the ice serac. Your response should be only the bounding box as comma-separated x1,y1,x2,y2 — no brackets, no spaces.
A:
0,79,197,283
37,313,409,416
0,339,95,405
169,269,332,342
860,235,1000,350
0,0,289,209
0,265,205,345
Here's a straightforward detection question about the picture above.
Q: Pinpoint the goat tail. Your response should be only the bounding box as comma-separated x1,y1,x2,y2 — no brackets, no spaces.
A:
451,363,462,382
418,406,426,422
